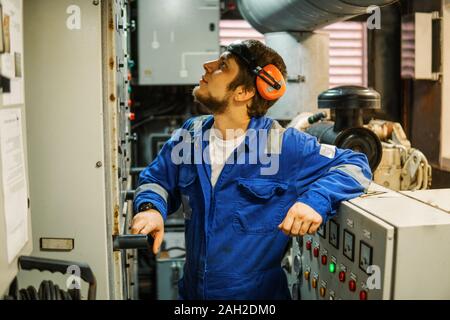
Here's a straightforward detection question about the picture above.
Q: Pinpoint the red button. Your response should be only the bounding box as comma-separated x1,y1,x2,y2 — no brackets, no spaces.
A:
128,113,135,121
349,280,356,292
339,271,346,282
321,255,327,265
306,240,312,251
128,99,133,107
313,247,319,258
360,290,368,300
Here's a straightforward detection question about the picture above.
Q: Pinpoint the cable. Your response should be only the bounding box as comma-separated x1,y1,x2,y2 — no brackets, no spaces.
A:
16,280,82,300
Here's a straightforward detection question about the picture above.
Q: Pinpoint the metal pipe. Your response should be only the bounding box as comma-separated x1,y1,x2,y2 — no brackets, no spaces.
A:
237,0,397,33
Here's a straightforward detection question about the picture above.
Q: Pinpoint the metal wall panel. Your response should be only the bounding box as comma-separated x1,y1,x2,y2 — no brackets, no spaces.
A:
18,0,133,300
137,0,220,85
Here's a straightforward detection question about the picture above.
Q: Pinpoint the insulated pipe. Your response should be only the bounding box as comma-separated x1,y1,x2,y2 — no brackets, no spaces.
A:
237,0,398,33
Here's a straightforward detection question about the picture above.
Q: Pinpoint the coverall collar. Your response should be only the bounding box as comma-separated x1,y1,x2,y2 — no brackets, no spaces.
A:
193,115,273,148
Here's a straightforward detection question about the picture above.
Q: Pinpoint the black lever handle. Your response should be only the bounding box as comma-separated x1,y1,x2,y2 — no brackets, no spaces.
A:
130,167,146,176
113,234,152,251
18,256,97,300
125,190,135,201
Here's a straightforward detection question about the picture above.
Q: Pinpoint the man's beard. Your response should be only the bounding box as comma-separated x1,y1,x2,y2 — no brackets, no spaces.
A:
193,86,230,115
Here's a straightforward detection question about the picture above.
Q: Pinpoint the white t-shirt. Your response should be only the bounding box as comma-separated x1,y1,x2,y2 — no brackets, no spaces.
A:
209,126,246,188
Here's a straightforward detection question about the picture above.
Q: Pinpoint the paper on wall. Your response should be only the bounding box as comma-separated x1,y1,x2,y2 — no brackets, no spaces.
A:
0,107,28,263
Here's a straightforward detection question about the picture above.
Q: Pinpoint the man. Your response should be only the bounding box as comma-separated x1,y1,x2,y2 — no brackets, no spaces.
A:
131,40,372,300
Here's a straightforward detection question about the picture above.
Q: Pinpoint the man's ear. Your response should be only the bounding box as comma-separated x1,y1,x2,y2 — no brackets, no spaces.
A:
234,85,255,103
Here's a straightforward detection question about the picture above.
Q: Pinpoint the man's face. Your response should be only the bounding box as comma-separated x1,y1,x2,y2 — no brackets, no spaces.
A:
193,52,240,114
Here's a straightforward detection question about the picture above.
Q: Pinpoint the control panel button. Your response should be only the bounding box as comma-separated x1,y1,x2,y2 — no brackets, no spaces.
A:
312,277,318,289
320,287,326,298
359,290,368,300
313,247,319,258
329,262,336,273
321,255,327,265
339,271,346,282
349,280,357,292
304,271,310,281
306,240,312,251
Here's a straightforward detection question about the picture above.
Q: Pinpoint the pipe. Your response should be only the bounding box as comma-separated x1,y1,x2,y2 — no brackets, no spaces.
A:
237,0,398,33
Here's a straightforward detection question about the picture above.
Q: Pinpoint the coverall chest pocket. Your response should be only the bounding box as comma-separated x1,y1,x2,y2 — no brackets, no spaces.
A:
178,165,197,189
178,165,197,220
233,178,289,234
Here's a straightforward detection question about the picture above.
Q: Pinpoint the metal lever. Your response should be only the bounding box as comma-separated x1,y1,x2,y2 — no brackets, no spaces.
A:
130,167,146,176
124,190,135,201
112,234,152,251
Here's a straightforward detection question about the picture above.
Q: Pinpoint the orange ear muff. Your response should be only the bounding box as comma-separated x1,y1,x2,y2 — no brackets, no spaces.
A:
256,64,286,101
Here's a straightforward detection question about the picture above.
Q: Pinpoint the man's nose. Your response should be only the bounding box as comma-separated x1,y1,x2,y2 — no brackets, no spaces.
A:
203,60,219,73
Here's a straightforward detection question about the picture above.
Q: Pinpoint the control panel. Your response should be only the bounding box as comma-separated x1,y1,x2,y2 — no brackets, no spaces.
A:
288,185,450,300
294,201,394,300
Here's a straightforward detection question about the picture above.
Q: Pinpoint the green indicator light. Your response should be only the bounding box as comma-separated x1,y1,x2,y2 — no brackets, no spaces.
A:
329,263,336,273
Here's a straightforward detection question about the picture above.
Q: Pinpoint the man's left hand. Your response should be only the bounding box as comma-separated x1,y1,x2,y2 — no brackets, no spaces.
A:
278,202,323,237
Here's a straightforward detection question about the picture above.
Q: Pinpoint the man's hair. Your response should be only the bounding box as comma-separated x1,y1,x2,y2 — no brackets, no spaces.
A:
227,40,287,118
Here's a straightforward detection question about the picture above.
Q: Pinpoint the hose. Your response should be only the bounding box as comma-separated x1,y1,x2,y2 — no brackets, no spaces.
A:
17,280,80,300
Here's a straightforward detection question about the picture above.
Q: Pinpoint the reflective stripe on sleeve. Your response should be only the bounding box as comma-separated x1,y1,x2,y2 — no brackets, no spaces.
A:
134,183,169,203
329,164,371,191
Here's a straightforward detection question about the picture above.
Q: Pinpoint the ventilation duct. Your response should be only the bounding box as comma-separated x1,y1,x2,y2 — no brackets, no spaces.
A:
237,0,397,33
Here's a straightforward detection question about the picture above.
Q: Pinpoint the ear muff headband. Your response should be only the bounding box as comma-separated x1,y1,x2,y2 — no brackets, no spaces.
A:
227,43,286,101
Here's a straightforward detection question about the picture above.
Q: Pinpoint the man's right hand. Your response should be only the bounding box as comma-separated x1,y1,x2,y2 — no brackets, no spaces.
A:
130,210,164,255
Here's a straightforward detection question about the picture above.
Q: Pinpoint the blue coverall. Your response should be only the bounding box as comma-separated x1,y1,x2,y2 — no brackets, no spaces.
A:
134,115,372,300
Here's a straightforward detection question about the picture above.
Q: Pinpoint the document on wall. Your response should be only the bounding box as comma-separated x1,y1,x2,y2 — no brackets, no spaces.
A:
0,108,28,263
0,0,24,106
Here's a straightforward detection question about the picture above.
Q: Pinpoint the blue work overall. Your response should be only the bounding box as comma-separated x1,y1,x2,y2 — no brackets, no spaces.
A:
134,115,372,300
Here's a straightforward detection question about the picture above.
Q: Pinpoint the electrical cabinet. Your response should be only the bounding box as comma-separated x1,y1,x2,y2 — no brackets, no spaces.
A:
137,0,220,85
18,0,134,300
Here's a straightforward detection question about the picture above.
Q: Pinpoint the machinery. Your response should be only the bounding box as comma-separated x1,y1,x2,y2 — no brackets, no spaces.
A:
367,120,432,191
305,86,383,172
290,85,431,191
284,184,450,300
17,0,142,299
